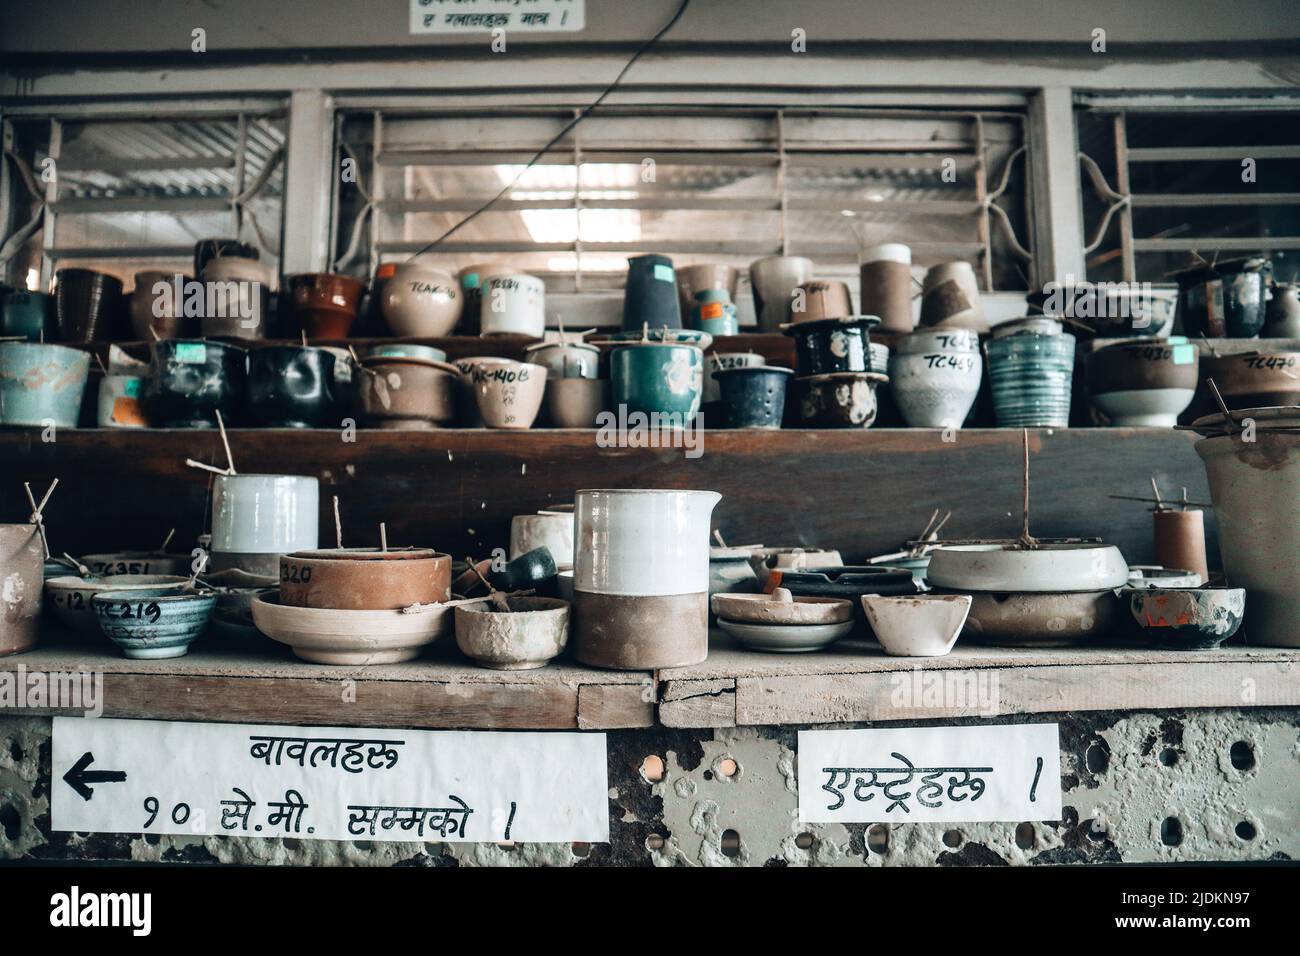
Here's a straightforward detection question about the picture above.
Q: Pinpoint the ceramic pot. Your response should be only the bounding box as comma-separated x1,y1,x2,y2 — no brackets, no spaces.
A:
793,371,888,428
1028,283,1176,339
704,352,764,405
1128,586,1246,649
0,342,91,428
573,489,720,669
782,315,882,376
454,596,570,670
288,272,366,339
1193,407,1300,646
143,339,246,428
888,348,983,429
985,319,1076,428
382,262,461,337
454,356,519,426
791,280,853,324
511,513,574,569
279,548,451,610
610,342,703,421
247,346,340,428
927,543,1129,592
861,593,972,657
1201,351,1300,409
714,365,791,429
708,546,763,598
456,262,507,335
367,343,448,363
55,268,125,342
92,588,216,659
895,328,980,356
81,553,191,577
961,589,1120,647
489,546,558,592
1263,283,1300,337
750,256,814,332
1,290,57,342
1088,338,1199,426
480,272,546,337
1174,257,1270,338
96,374,148,428
194,238,258,278
130,272,199,340
919,261,986,331
858,244,915,332
677,264,740,319
472,361,548,429
200,258,274,339
211,474,319,555
688,289,739,336
356,356,459,429
544,378,608,427
525,340,600,379
0,524,43,656
45,574,192,637
622,254,681,331
252,592,452,664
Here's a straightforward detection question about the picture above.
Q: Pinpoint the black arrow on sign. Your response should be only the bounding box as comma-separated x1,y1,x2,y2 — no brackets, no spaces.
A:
62,751,127,801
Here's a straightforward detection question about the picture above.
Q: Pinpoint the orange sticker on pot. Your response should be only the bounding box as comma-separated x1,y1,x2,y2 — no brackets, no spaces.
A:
111,397,147,426
700,302,724,320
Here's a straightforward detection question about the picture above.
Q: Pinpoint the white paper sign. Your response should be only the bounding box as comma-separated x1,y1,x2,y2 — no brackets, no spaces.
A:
798,723,1060,824
53,717,608,843
410,0,585,33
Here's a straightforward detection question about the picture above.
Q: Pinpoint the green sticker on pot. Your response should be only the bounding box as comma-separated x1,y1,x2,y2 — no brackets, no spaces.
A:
654,264,675,282
123,378,142,397
1172,344,1195,365
174,343,207,364
462,272,480,290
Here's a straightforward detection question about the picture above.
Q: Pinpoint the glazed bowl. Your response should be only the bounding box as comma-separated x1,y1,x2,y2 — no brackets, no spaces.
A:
544,377,608,428
131,272,199,340
454,595,570,670
716,617,854,653
288,272,366,339
91,587,217,659
1128,586,1246,649
247,345,340,428
714,365,791,429
887,349,983,429
782,315,881,376
0,342,92,428
142,338,247,428
356,356,459,429
480,273,546,337
793,371,888,428
961,589,1121,647
454,356,519,426
472,361,548,429
1087,338,1199,426
750,256,814,332
251,591,454,664
45,574,192,636
927,543,1130,593
861,593,972,657
609,342,703,421
278,548,452,610
1200,351,1300,409
382,262,460,337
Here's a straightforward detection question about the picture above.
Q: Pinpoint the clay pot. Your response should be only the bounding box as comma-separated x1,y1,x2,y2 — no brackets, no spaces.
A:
544,378,608,428
200,257,275,339
793,371,888,427
454,356,519,426
791,280,853,324
861,593,972,657
456,262,508,334
704,351,765,405
961,590,1121,647
1174,257,1271,338
382,262,461,337
525,340,600,379
676,263,740,319
279,548,451,610
1,290,57,342
609,342,704,421
194,238,258,278
622,254,681,331
97,374,149,428
1087,338,1199,426
472,361,548,429
1201,351,1300,409
247,346,340,428
510,513,574,569
131,272,199,340
480,272,546,337
985,319,1076,428
782,316,882,376
0,524,43,656
888,348,983,429
858,244,915,332
288,272,366,339
688,289,739,336
1128,586,1246,649
0,342,92,428
455,596,570,670
357,356,459,429
251,592,452,664
55,268,125,342
142,339,247,428
713,365,791,429
45,574,192,637
750,256,814,332
919,261,986,332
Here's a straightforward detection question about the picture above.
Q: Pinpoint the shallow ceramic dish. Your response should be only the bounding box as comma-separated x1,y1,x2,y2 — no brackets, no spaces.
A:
45,574,192,635
251,591,455,664
711,588,851,625
861,593,972,657
961,589,1121,647
1128,586,1245,649
92,587,217,659
717,617,854,653
454,595,570,670
278,548,452,610
927,543,1129,593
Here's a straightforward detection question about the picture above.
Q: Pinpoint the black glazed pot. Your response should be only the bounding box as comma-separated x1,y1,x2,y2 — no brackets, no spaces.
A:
714,365,792,429
622,254,682,331
246,345,339,428
143,338,248,428
489,546,558,591
55,268,126,342
781,315,882,375
1172,257,1271,338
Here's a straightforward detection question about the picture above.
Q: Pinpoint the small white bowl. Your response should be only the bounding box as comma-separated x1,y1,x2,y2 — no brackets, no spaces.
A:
860,593,972,657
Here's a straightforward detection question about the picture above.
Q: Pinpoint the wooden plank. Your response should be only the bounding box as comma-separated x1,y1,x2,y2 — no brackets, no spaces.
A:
577,683,654,729
659,678,737,728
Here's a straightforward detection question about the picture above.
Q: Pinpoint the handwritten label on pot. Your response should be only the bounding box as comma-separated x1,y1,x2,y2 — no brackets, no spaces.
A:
53,717,609,843
410,0,585,33
797,724,1060,824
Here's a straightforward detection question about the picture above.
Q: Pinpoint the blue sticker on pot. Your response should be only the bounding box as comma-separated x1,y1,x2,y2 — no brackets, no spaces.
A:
462,272,480,290
174,343,207,364
123,378,142,397
1172,344,1195,365
653,264,675,283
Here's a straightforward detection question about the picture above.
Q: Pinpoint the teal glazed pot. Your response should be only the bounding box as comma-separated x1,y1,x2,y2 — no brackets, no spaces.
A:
1,290,57,342
610,342,704,421
92,587,216,659
985,319,1076,428
0,342,91,428
622,254,681,331
690,289,739,336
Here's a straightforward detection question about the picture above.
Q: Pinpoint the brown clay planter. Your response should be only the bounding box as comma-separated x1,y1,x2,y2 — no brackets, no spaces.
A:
289,273,366,339
279,548,451,610
1201,351,1300,408
1086,340,1199,393
356,356,459,429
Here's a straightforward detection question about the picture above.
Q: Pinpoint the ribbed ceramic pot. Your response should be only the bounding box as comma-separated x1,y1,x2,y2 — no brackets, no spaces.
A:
609,342,703,421
480,272,546,337
210,474,319,555
1,290,57,342
97,374,148,428
55,268,125,342
0,342,91,428
573,489,720,669
750,256,814,332
714,365,791,429
622,254,681,331
888,349,982,428
0,524,43,656
782,315,881,376
142,338,247,428
247,346,340,428
279,548,451,610
1193,407,1300,647
92,588,216,659
688,289,739,336
985,320,1076,428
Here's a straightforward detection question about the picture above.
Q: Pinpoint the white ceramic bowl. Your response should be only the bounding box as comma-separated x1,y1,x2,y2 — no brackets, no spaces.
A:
887,350,983,428
45,574,192,635
251,591,452,664
861,593,972,657
927,543,1129,593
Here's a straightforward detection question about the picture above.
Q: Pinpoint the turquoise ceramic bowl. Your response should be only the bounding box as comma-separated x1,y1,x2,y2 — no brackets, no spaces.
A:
610,342,704,421
0,342,91,428
92,587,216,659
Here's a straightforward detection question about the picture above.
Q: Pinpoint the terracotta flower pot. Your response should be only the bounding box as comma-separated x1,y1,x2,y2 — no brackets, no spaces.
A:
279,548,452,610
289,273,366,339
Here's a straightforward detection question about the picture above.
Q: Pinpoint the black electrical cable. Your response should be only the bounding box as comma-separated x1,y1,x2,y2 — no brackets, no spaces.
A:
405,0,692,261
